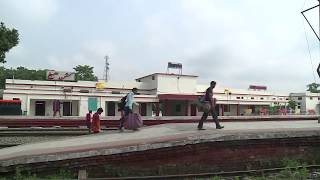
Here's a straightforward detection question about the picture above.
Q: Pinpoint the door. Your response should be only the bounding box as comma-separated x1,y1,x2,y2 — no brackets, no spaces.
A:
107,101,115,116
35,101,45,116
191,104,197,116
63,102,72,116
140,103,147,116
88,98,98,111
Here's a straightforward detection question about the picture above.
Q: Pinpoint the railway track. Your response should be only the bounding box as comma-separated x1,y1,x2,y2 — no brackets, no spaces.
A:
0,127,117,148
80,165,320,180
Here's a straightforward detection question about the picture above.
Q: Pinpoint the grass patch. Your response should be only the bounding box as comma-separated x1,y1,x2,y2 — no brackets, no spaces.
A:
0,167,75,180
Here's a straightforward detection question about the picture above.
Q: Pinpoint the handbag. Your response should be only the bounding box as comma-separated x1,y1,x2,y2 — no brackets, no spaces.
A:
197,96,211,113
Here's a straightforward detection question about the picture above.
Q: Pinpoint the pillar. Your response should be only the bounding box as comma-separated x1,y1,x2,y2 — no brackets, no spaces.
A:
237,104,240,116
221,104,224,116
185,100,189,116
155,102,160,116
164,100,169,116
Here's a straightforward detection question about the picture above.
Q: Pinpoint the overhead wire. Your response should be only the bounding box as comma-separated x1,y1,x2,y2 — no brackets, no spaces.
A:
301,0,318,85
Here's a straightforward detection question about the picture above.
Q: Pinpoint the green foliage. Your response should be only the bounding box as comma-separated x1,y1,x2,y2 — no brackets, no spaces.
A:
0,64,98,89
1,167,74,180
0,22,19,64
210,176,222,180
268,105,279,115
0,66,47,89
306,82,320,93
43,169,73,180
287,100,297,110
243,159,310,180
73,65,98,81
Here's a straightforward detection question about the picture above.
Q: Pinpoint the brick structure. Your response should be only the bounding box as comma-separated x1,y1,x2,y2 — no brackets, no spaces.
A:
0,124,320,178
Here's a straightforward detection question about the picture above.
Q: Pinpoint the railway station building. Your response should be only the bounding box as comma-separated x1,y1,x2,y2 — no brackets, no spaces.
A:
1,72,310,117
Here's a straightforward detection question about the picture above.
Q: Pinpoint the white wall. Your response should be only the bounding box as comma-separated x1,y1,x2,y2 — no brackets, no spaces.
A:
157,75,197,94
136,75,158,90
305,95,319,114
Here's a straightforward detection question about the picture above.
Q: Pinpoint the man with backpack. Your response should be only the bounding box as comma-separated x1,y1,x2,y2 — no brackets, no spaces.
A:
119,88,139,131
197,81,224,130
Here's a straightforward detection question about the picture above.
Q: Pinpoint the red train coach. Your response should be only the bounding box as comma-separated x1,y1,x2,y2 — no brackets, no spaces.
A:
0,100,22,115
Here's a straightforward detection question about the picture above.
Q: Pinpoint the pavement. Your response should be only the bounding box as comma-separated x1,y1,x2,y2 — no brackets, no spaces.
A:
0,120,319,168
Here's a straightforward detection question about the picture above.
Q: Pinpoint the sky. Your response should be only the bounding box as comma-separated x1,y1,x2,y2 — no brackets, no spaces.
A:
1,0,320,92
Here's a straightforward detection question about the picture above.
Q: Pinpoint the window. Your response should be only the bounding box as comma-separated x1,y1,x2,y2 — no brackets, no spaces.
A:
152,76,155,80
318,97,320,100
298,97,302,100
285,98,289,100
236,97,240,99
260,97,264,100
251,97,254,100
310,97,313,100
175,104,181,112
241,97,244,99
272,98,276,100
279,98,283,100
223,105,230,112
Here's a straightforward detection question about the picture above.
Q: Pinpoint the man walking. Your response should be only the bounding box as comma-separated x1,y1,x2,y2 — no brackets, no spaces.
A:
198,81,224,130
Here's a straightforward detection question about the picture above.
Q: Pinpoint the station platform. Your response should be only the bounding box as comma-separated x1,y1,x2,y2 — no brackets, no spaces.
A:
0,115,318,128
0,120,320,177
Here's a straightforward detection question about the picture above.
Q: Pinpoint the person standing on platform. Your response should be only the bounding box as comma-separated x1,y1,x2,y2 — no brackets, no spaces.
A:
119,88,139,131
53,100,61,117
85,110,93,133
91,108,103,133
198,81,224,130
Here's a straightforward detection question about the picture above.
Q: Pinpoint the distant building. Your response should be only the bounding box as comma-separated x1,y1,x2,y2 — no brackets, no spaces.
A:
2,73,297,117
290,92,320,114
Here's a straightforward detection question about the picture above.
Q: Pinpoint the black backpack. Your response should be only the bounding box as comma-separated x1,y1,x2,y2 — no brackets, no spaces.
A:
118,95,127,111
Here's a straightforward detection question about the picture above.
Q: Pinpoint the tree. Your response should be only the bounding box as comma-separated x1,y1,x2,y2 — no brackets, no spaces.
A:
0,66,47,89
306,83,320,93
73,65,98,81
288,100,297,110
0,22,19,64
268,104,280,115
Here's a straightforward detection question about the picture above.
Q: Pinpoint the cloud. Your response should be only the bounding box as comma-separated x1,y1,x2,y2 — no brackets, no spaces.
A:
2,0,319,92
0,0,59,23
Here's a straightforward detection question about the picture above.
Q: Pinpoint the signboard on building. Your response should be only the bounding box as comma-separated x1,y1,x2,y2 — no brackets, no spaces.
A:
249,85,267,90
46,70,75,81
167,62,182,74
168,62,182,69
95,82,106,90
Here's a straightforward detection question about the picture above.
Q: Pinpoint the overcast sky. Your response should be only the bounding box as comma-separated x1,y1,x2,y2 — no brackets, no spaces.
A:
1,0,320,92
